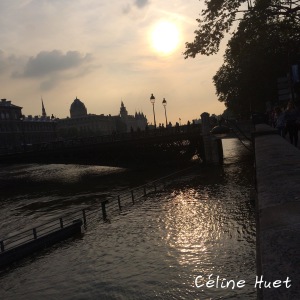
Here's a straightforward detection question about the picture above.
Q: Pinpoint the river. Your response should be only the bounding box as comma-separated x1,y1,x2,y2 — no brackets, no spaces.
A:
0,138,256,299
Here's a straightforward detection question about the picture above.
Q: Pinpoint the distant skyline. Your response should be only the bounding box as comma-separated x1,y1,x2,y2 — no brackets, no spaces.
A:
0,0,226,125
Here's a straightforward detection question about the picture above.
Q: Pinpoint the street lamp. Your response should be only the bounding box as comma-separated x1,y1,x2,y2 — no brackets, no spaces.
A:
150,93,156,128
162,98,168,127
19,115,26,151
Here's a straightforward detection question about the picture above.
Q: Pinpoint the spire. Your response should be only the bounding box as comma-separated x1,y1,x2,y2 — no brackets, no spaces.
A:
120,100,128,118
41,97,47,117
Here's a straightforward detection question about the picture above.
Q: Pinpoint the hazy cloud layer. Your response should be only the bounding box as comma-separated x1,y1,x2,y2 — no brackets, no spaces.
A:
0,0,226,120
18,50,92,78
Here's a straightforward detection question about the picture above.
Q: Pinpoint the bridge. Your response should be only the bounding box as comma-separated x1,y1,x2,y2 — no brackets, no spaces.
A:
0,117,255,166
0,124,204,166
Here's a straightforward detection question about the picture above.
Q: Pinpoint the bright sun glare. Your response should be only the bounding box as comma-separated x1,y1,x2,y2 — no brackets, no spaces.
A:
151,21,180,54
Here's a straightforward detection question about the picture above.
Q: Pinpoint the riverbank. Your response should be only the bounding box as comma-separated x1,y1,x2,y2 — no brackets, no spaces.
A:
254,124,300,299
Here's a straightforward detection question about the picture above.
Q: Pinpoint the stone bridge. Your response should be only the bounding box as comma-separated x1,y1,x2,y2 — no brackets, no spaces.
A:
0,124,204,166
0,117,254,167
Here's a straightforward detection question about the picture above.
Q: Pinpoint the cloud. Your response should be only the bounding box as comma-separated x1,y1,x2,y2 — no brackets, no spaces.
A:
0,50,7,74
17,50,92,78
38,63,98,91
123,0,149,14
134,0,149,9
40,76,59,91
7,49,96,91
0,50,22,76
0,50,15,74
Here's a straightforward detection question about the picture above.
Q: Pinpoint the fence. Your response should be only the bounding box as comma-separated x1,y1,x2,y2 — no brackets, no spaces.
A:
0,165,196,267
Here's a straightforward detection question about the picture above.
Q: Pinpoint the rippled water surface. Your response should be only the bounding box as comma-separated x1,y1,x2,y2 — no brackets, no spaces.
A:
0,139,256,299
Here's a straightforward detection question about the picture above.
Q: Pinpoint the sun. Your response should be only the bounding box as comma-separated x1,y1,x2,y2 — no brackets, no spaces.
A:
151,21,180,54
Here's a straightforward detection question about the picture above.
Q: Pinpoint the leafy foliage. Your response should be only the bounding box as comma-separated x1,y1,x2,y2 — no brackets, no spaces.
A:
185,0,300,115
214,16,300,115
184,0,300,57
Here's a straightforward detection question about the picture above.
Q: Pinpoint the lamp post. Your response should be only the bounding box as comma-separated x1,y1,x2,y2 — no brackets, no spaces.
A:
19,115,26,152
150,93,156,128
162,98,168,127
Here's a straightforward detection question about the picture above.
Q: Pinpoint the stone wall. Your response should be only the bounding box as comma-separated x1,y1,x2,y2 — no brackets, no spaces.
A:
254,124,300,299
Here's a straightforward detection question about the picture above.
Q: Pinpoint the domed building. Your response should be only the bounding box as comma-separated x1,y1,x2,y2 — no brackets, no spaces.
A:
57,97,148,138
70,97,87,118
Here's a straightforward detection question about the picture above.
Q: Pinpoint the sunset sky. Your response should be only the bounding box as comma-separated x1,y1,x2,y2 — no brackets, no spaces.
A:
0,0,227,125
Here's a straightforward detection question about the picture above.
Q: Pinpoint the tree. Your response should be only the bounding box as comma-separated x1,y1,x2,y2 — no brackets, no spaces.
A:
184,0,300,115
213,15,300,115
184,0,300,58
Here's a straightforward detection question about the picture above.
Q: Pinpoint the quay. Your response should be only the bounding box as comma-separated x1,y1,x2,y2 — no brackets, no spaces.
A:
254,124,300,299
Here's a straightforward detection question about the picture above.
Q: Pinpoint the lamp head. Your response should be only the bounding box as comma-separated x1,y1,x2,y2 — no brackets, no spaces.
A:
162,98,167,106
150,93,155,104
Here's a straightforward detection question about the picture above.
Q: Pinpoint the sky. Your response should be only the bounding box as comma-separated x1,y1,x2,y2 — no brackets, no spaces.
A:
0,0,227,125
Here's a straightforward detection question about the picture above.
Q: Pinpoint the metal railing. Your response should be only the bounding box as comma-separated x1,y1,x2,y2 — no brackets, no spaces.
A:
0,124,202,155
0,209,93,253
0,165,196,254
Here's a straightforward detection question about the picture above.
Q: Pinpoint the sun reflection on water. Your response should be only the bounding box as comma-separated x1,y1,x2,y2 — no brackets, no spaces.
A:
156,161,255,293
160,188,213,268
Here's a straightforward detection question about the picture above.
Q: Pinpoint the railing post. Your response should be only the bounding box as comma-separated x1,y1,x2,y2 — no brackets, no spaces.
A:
60,218,64,228
131,190,135,204
0,241,4,252
33,228,37,239
82,209,87,226
117,195,122,211
101,200,108,221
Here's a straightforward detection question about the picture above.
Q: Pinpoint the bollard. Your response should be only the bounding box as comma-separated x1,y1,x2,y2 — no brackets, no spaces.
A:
154,183,157,192
82,209,87,226
131,190,135,204
0,241,4,252
33,228,37,239
143,186,146,196
101,200,109,221
60,218,64,229
117,195,122,211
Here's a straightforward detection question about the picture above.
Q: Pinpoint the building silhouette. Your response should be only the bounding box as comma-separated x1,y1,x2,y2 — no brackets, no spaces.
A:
57,97,147,138
119,101,147,132
0,98,57,153
70,97,87,118
41,98,47,117
0,96,148,152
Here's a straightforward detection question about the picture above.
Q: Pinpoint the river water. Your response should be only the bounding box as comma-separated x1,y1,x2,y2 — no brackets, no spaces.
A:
0,139,256,299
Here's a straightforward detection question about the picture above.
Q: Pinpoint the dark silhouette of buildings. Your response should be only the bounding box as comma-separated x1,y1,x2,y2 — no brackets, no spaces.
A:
57,97,147,138
0,98,57,154
0,96,148,153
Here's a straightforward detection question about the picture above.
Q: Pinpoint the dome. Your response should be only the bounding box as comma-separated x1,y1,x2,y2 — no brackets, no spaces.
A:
70,97,87,118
